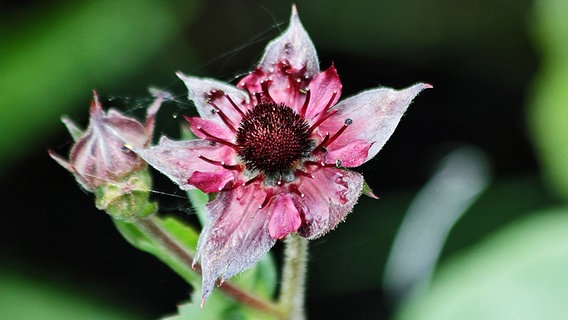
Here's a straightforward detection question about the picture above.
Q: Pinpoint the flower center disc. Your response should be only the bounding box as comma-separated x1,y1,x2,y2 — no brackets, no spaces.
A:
236,103,312,175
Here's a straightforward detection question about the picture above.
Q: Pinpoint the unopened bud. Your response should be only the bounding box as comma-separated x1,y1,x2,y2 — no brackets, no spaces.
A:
50,89,169,220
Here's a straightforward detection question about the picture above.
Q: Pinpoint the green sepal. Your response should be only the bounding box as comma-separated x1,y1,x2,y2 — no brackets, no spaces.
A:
95,169,157,221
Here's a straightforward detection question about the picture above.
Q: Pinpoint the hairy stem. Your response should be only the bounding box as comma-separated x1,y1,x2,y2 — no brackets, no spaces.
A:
134,216,283,317
278,234,308,320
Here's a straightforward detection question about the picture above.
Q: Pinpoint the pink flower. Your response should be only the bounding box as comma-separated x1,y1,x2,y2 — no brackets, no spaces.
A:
50,90,167,220
135,7,429,301
50,90,163,191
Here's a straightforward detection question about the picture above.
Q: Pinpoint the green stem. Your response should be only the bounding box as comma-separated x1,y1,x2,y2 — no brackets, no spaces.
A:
133,216,283,317
278,234,309,320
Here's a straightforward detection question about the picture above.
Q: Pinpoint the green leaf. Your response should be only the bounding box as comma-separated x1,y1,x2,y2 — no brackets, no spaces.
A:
163,289,276,320
114,216,200,287
527,0,568,200
187,188,209,226
0,0,181,169
232,254,278,300
395,208,568,320
0,267,141,319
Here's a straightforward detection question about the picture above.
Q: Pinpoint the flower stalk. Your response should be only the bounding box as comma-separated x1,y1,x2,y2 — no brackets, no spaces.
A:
278,234,309,320
132,215,284,318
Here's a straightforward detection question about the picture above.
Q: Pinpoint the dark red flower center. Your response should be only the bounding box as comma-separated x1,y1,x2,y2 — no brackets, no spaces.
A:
236,103,312,175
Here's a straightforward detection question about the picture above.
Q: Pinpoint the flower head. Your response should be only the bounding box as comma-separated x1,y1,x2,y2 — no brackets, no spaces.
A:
135,6,429,302
50,90,167,220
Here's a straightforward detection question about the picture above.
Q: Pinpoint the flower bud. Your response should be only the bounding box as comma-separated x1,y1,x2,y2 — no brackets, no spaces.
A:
50,89,167,220
94,169,157,221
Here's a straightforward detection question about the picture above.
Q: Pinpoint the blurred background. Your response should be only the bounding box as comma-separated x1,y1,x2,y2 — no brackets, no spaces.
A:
1,0,568,319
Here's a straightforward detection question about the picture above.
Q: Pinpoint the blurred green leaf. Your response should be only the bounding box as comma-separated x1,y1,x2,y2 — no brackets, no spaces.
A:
116,212,278,318
395,208,568,320
0,268,140,319
114,216,201,287
527,0,568,200
187,188,209,226
164,288,275,320
0,0,182,169
232,254,278,300
309,175,555,298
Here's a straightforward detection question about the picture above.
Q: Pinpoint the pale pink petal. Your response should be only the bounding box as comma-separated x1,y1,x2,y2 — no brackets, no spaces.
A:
144,88,171,144
317,83,431,166
69,128,142,189
268,193,302,239
176,72,249,126
237,6,319,110
304,65,342,119
295,167,364,239
133,136,237,191
48,150,74,174
104,109,148,147
61,116,84,142
67,100,147,190
256,5,319,81
196,183,276,303
54,91,165,191
184,116,234,141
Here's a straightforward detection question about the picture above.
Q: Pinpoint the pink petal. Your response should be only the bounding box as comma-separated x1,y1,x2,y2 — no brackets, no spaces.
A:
237,6,319,110
324,139,372,168
68,101,147,190
104,109,148,147
48,150,74,174
295,167,364,239
185,116,234,141
70,133,145,190
61,116,84,142
133,136,237,191
268,193,302,239
305,65,342,120
318,83,430,166
256,6,319,81
176,72,249,127
144,88,171,144
238,67,308,110
197,183,276,303
188,171,234,193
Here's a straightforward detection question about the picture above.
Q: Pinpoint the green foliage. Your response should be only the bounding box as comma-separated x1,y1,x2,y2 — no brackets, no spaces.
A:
527,0,568,200
115,212,278,319
395,209,568,320
164,254,278,320
0,267,140,319
0,0,180,170
114,216,201,287
187,188,210,226
164,289,275,320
